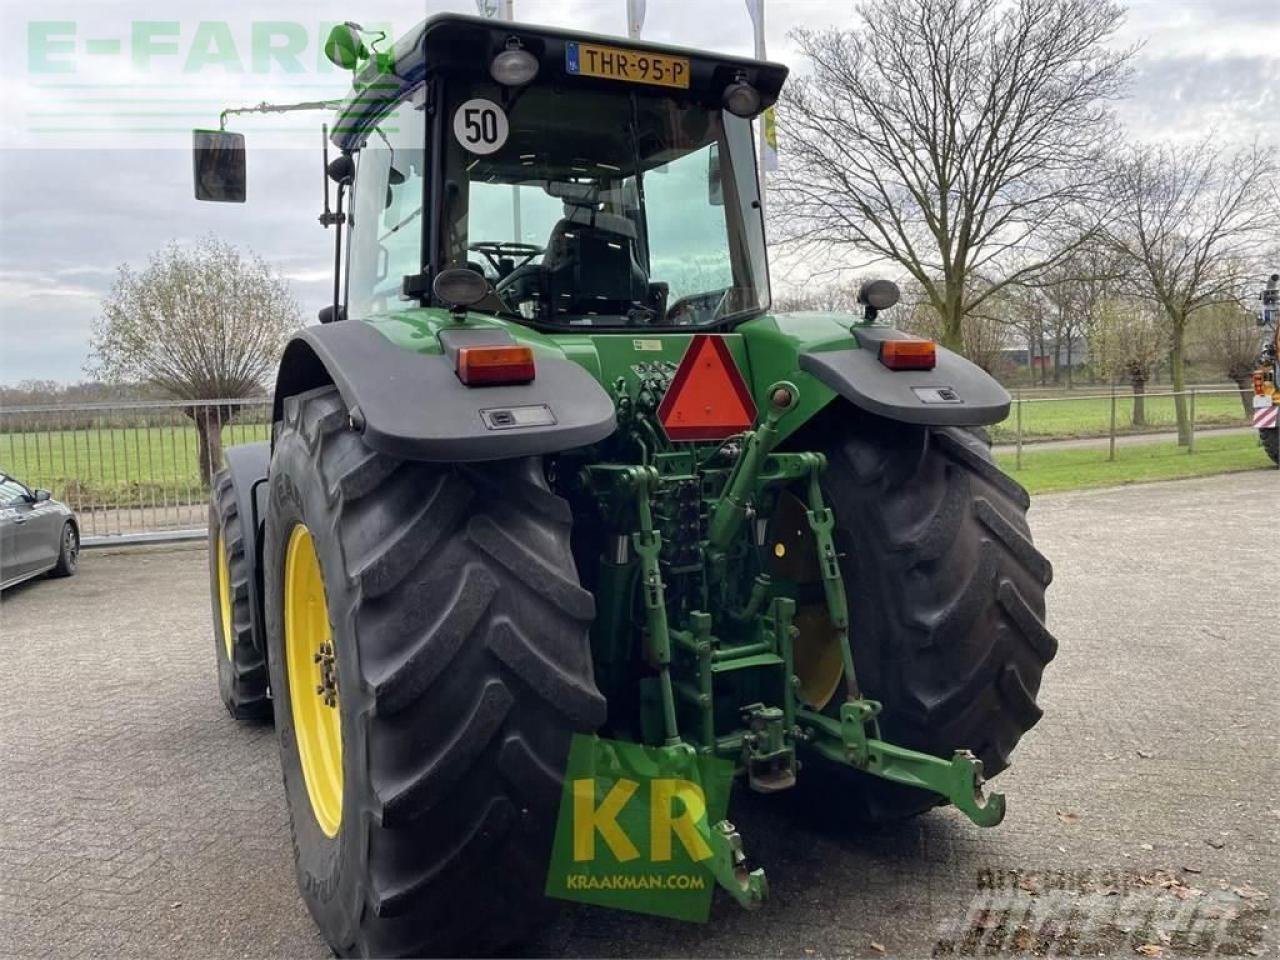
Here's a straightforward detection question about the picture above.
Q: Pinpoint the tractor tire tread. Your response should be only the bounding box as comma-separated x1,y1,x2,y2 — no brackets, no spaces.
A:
794,409,1056,821
209,469,271,723
266,385,601,958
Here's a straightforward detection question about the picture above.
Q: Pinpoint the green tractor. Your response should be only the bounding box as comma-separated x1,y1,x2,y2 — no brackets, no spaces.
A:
199,14,1055,957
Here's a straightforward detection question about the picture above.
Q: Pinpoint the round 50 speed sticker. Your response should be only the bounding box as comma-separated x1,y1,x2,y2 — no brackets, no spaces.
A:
453,99,508,155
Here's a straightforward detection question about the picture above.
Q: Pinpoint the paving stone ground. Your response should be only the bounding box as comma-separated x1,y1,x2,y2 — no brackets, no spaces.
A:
1,472,1276,959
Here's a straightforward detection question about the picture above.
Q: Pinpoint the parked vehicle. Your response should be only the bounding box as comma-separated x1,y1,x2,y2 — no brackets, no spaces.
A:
1252,273,1279,464
196,14,1056,956
0,472,79,589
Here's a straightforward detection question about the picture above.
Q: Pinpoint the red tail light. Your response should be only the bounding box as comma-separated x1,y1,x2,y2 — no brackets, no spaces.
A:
879,338,936,371
1253,372,1266,396
456,345,536,385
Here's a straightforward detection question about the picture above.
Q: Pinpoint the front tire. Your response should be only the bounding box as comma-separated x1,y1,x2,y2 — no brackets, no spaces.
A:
264,386,604,958
792,406,1057,820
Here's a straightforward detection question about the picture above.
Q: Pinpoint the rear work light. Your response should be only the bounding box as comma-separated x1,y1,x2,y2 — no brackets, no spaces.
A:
879,338,937,371
456,345,536,385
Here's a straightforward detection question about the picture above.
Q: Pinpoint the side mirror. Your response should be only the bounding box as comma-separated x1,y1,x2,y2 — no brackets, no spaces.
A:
192,130,246,202
327,153,355,185
857,280,901,322
318,305,346,324
433,268,491,311
707,146,724,207
32,489,52,503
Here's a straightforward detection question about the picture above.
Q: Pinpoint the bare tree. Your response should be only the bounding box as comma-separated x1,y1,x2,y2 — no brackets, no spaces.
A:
1191,300,1266,416
990,283,1054,386
774,0,1132,352
771,282,861,313
1089,296,1165,424
1031,241,1126,385
1108,138,1276,443
89,236,301,484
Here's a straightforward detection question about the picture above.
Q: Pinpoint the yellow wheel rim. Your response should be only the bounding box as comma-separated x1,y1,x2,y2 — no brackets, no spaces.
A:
770,492,846,711
284,524,343,838
216,532,234,659
791,604,845,710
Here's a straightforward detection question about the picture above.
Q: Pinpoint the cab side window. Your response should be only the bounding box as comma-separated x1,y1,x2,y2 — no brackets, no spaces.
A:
347,91,429,317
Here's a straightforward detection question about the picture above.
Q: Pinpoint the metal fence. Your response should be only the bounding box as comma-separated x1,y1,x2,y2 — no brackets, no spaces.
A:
0,387,1266,545
996,386,1258,469
0,398,271,544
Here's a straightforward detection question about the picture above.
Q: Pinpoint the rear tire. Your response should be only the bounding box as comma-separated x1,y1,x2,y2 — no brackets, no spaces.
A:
209,470,272,722
264,385,605,958
1262,427,1278,465
793,405,1057,821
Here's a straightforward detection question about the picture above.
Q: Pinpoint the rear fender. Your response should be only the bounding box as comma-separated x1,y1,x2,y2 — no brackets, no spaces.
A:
272,321,616,462
799,326,1010,427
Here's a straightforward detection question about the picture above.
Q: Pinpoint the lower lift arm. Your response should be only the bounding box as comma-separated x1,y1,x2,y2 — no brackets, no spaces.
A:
710,384,1006,828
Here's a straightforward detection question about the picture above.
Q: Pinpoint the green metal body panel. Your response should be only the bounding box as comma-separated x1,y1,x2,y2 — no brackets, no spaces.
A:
360,306,861,443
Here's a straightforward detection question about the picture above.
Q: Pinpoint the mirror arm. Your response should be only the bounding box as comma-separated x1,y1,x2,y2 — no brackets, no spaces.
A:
218,98,341,131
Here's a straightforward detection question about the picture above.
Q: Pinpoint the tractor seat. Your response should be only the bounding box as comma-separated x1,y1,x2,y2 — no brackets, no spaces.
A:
540,208,649,318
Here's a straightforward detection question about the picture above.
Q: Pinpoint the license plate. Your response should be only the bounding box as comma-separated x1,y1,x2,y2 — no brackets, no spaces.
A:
565,41,690,89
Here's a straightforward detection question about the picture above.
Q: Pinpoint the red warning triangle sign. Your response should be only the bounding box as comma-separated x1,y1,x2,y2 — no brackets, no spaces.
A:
658,334,758,442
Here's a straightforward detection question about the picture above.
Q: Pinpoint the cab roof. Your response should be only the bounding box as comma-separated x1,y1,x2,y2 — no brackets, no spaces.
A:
332,13,788,151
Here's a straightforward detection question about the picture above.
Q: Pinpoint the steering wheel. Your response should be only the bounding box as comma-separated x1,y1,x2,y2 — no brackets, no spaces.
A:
468,242,544,277
666,288,731,326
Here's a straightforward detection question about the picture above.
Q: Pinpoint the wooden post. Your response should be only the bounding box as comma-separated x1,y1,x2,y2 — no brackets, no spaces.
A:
1015,392,1023,470
1109,386,1117,462
1188,389,1196,454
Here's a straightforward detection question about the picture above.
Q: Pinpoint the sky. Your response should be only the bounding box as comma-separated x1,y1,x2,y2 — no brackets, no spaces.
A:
0,0,1276,384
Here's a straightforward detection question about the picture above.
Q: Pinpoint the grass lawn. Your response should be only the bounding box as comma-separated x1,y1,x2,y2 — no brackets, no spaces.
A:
1,421,270,507
989,389,1249,443
997,431,1275,494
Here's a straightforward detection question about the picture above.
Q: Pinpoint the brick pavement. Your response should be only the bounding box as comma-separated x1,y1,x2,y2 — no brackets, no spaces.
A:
1,472,1275,958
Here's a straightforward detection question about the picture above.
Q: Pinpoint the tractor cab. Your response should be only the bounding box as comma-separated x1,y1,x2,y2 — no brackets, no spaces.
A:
194,17,785,329
330,15,785,330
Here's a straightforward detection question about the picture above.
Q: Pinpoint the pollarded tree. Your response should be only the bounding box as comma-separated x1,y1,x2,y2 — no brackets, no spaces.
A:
1191,300,1268,416
1089,297,1165,425
89,236,302,484
1108,139,1276,443
774,0,1132,353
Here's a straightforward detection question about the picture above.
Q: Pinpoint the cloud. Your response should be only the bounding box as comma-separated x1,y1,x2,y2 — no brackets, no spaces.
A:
0,0,1277,383
1118,53,1279,140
